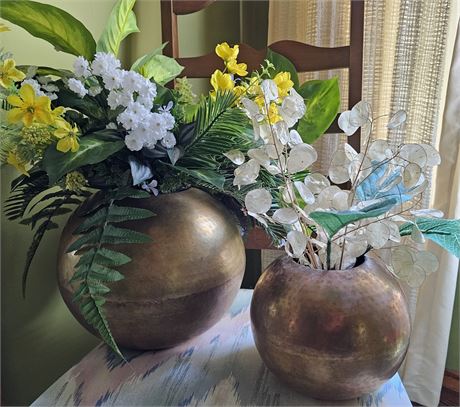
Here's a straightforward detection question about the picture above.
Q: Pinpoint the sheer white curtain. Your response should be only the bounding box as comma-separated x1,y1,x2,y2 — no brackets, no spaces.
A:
267,1,460,405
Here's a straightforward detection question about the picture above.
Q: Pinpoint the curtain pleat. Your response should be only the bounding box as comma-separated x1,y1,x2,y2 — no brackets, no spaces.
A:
267,1,459,405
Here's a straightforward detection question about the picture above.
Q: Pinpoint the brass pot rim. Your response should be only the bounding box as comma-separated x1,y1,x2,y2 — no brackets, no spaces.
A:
277,253,376,272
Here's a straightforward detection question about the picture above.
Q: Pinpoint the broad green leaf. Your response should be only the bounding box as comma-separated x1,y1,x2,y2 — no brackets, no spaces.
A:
42,135,124,184
56,83,106,121
310,198,398,238
131,43,166,71
1,0,96,60
296,78,340,144
96,0,139,56
17,65,73,78
266,48,300,89
154,84,175,106
399,218,460,258
133,54,184,85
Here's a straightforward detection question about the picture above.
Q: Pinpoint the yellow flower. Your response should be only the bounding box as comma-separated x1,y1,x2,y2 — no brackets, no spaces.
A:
273,71,294,98
215,42,239,62
54,120,80,153
7,151,29,176
226,60,248,77
268,103,282,123
246,76,261,96
0,58,25,88
7,84,53,127
210,69,234,92
51,106,65,120
233,85,247,99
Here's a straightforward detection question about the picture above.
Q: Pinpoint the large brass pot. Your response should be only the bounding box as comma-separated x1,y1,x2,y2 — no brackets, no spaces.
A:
58,188,245,350
251,255,411,400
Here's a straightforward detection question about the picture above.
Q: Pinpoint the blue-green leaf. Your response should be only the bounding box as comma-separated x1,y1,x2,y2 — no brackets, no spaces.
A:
296,78,340,144
42,134,125,184
96,0,139,56
266,49,299,89
399,217,460,258
310,198,398,238
0,0,96,60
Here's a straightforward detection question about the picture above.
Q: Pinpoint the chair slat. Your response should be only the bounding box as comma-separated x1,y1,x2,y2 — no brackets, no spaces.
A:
178,42,351,78
173,0,216,15
269,40,350,72
245,227,277,250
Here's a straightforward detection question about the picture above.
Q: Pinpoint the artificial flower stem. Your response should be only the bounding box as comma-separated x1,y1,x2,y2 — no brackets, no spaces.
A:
338,118,374,269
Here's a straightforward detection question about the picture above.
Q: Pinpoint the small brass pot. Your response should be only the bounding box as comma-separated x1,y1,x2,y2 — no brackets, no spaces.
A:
58,188,245,350
250,255,411,400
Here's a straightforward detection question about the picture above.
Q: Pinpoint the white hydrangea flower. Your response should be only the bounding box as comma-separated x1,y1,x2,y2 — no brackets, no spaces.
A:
117,90,133,107
149,113,168,140
46,92,58,101
161,132,176,148
159,111,175,130
124,132,144,151
91,52,121,76
102,69,125,90
117,109,138,130
107,90,120,110
67,78,88,98
22,79,45,97
137,94,154,110
122,70,146,93
73,56,91,78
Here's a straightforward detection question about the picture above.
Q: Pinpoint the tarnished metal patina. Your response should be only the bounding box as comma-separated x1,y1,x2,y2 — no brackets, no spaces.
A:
251,255,411,400
58,188,246,350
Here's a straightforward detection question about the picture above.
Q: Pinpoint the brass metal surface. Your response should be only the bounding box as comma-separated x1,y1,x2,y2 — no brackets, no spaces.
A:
250,255,411,400
58,188,246,350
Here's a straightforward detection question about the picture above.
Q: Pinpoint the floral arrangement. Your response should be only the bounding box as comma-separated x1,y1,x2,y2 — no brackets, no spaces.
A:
3,0,458,357
1,0,340,356
231,92,460,285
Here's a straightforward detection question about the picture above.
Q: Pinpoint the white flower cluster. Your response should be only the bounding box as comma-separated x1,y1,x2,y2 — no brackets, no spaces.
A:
69,53,176,151
22,78,58,101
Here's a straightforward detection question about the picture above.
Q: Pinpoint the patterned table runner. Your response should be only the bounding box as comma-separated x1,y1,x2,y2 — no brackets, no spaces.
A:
33,289,411,406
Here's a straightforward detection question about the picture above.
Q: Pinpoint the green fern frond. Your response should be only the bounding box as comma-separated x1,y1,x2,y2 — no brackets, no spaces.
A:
21,191,85,297
67,188,155,358
4,171,49,220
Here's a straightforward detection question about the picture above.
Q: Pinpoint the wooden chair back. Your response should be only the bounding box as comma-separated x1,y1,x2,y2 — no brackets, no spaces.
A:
160,0,365,250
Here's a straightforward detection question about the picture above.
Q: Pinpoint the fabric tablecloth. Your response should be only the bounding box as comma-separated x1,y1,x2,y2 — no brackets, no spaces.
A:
33,289,412,406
